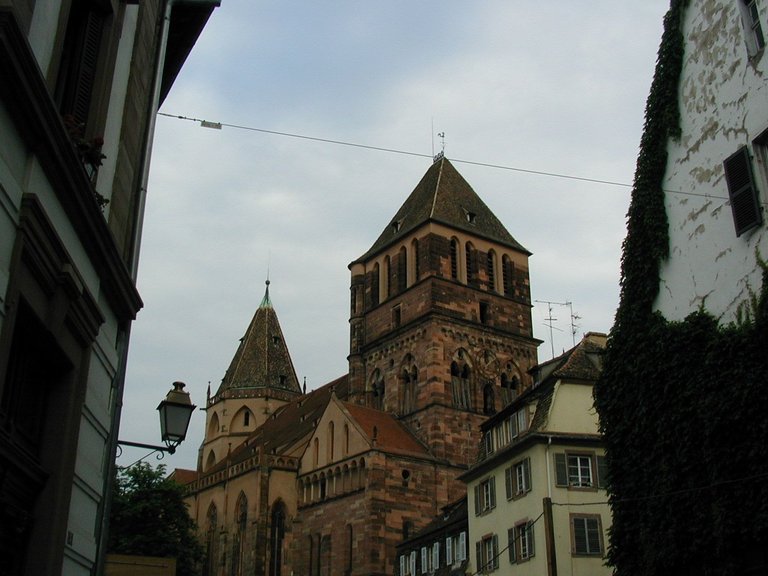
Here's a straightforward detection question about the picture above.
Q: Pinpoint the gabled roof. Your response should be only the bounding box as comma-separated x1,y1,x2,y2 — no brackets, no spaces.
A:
481,332,607,433
215,281,302,396
352,157,529,263
202,376,347,475
343,402,431,458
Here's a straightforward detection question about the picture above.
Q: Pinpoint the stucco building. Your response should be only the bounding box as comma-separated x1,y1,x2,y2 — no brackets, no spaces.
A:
461,333,609,576
0,1,217,574
656,0,768,321
181,157,541,576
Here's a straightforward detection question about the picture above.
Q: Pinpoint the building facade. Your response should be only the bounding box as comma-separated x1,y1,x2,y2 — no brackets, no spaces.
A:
594,2,768,574
0,1,217,574
655,0,768,322
461,333,610,576
181,157,541,576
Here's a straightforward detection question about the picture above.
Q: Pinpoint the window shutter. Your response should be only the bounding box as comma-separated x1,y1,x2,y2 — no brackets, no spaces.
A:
459,531,467,561
410,551,416,575
724,146,763,236
432,542,440,569
474,484,481,515
489,477,496,508
523,458,532,492
554,453,568,486
505,466,513,499
400,555,406,576
421,547,427,574
596,455,608,489
573,517,587,554
528,522,535,557
446,537,452,564
476,542,483,572
507,527,516,563
491,534,499,569
587,518,601,553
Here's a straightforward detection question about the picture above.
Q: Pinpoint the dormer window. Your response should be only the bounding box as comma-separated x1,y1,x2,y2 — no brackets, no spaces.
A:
463,209,477,224
391,219,403,233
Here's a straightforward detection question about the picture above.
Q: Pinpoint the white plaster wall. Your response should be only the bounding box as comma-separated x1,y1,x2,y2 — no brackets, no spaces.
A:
26,0,62,75
657,0,768,322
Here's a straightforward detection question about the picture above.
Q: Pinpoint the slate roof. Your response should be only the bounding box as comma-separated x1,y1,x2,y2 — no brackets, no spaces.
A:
352,157,529,263
215,281,302,396
482,332,607,434
344,402,431,458
201,376,346,475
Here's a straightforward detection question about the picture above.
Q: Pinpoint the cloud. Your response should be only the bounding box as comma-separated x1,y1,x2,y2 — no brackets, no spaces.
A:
118,2,670,470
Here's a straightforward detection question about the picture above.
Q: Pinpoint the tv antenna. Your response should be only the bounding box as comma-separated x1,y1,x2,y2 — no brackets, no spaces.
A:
534,299,580,358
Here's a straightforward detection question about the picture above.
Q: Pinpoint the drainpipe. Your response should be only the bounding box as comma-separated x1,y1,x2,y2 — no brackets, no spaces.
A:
94,1,219,573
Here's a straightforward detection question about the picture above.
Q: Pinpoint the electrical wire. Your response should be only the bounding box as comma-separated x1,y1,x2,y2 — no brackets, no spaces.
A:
157,112,746,205
465,511,545,576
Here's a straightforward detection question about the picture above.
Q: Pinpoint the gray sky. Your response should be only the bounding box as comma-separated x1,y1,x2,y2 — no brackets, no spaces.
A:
117,2,669,470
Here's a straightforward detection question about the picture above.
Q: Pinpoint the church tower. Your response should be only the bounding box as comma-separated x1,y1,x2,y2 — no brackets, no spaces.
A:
347,157,540,466
200,281,302,471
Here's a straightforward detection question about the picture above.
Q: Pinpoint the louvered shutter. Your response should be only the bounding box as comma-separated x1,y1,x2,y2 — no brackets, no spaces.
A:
505,466,513,499
459,532,466,561
586,518,601,553
508,527,516,563
573,517,588,553
476,541,483,572
445,536,452,564
474,484,481,515
523,458,532,492
491,534,499,569
554,453,568,486
489,477,496,508
432,542,440,569
724,147,762,236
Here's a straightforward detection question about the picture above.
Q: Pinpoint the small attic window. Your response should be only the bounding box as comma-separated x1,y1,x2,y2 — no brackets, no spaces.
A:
279,375,287,386
463,208,477,224
272,335,281,344
391,219,403,233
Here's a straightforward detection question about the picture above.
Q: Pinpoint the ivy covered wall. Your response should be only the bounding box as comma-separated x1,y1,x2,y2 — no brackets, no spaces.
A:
593,1,768,574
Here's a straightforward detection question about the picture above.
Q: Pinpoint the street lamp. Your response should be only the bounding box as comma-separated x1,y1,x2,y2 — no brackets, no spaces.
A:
118,381,196,457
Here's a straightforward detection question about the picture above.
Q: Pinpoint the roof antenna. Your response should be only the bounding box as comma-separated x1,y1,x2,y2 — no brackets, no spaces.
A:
434,131,445,163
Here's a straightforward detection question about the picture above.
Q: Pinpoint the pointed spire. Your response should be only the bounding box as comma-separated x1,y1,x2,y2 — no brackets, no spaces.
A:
260,279,272,309
215,280,301,396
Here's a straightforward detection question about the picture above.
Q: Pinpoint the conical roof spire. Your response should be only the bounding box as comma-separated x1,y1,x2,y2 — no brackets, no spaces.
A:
215,280,301,396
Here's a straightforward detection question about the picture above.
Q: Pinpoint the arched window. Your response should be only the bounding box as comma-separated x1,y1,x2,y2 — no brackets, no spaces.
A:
500,371,519,404
346,524,354,573
343,423,350,456
269,501,287,576
502,255,514,296
450,238,459,280
313,437,319,467
450,358,472,409
370,369,385,411
487,250,497,292
411,238,420,284
208,412,220,437
203,503,218,576
400,357,418,415
327,421,335,462
465,241,475,284
307,535,314,576
483,381,496,415
371,263,380,307
398,246,407,293
384,255,391,299
233,493,248,576
205,450,216,471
